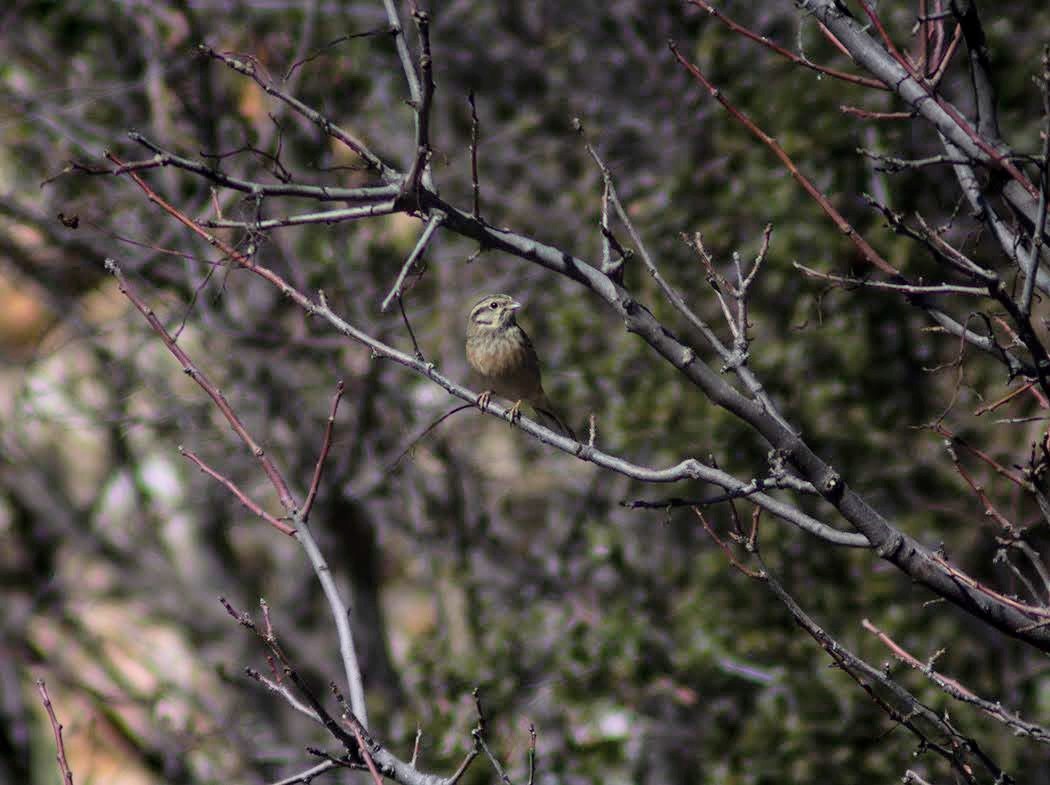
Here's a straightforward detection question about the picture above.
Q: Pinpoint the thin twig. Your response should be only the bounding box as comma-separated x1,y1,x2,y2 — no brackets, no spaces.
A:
203,201,397,230
402,9,435,198
245,666,323,722
36,680,75,785
128,132,400,201
398,295,426,361
863,618,1050,744
381,0,422,105
794,262,987,296
381,213,444,311
670,41,901,278
411,728,422,768
1021,46,1050,317
179,447,296,535
269,760,340,785
526,724,536,785
104,259,297,512
351,722,386,785
687,0,887,89
201,46,398,181
468,91,481,219
302,380,345,521
695,508,763,578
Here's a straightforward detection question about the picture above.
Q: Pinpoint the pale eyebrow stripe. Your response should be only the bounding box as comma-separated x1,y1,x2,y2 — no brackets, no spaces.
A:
469,298,493,318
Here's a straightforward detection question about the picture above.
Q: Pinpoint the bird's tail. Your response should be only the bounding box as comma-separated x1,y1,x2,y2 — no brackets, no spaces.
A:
534,398,576,441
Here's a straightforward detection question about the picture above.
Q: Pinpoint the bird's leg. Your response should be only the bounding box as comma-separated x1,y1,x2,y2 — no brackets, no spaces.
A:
508,399,524,424
476,390,493,412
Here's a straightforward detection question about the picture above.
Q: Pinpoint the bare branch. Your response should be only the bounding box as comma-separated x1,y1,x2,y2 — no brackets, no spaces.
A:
200,46,399,182
36,680,75,785
202,201,397,230
381,212,444,311
863,618,1050,745
104,259,297,512
687,0,888,89
302,381,345,521
179,447,297,535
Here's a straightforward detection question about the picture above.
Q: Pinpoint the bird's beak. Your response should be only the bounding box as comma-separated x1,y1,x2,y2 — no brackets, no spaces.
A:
509,299,522,311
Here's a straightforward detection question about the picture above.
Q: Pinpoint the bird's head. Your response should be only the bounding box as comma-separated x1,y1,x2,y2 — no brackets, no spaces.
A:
468,293,522,332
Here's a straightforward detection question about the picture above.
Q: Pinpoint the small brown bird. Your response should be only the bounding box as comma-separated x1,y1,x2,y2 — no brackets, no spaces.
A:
466,293,576,439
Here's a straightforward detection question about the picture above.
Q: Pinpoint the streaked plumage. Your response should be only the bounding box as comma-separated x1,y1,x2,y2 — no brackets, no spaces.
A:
466,294,575,439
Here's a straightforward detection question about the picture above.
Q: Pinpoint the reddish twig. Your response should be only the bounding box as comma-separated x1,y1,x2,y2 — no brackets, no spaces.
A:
179,447,296,535
351,723,385,785
839,105,915,120
816,20,852,58
974,380,1039,416
943,439,1017,534
864,618,970,693
856,0,1039,200
694,507,762,578
927,23,962,87
669,41,902,279
931,553,1050,619
687,0,887,89
302,381,345,521
930,423,1029,489
104,259,297,513
863,618,1050,744
36,680,75,785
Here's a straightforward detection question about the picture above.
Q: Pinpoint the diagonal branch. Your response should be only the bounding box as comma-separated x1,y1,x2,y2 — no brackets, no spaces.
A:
201,46,400,182
688,0,888,89
381,212,444,311
863,618,1050,745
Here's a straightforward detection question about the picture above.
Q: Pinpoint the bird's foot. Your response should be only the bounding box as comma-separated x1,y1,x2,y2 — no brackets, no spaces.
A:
476,390,493,412
508,399,524,424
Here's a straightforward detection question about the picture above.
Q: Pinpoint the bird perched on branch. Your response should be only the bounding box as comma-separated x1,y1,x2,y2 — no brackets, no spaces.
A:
466,293,576,439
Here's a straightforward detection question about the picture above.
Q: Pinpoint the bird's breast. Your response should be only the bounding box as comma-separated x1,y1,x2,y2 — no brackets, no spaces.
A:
466,330,541,399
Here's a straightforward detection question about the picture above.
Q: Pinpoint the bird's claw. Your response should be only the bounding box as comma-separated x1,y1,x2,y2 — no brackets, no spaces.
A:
476,390,493,412
508,400,523,424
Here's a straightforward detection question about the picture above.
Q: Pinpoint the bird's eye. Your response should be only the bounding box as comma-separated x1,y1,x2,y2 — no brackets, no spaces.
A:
489,302,499,310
